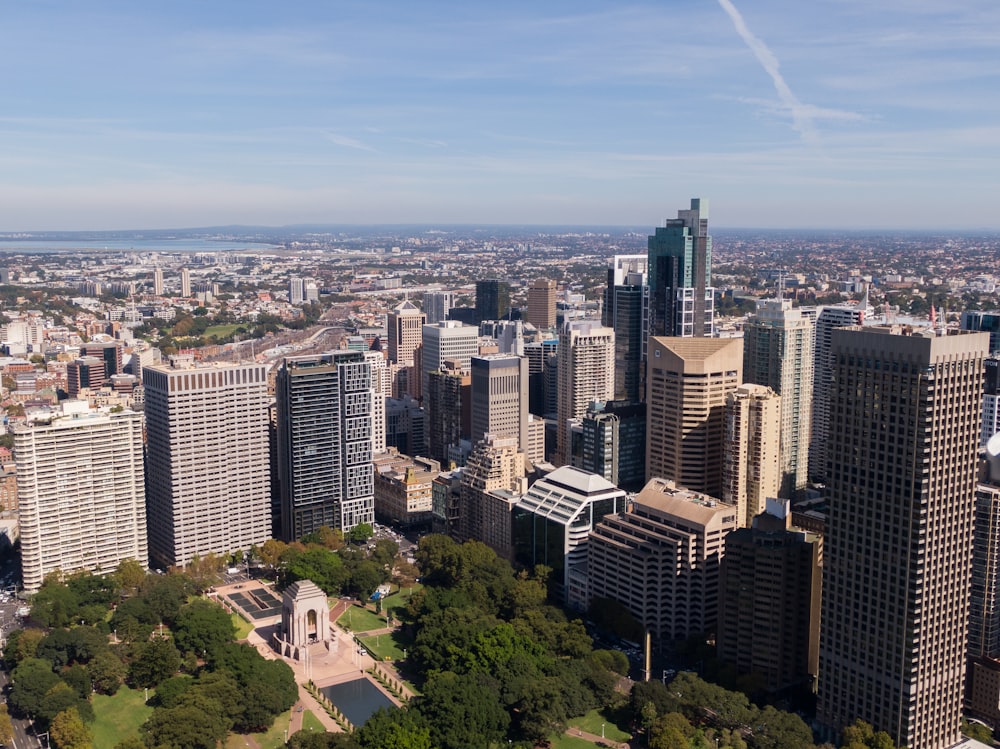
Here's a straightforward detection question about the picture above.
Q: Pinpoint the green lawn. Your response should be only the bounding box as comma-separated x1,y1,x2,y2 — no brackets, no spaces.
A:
91,686,154,747
226,711,292,749
383,583,423,619
232,611,254,640
551,734,605,749
337,604,389,633
205,323,243,338
360,630,409,661
301,709,326,733
568,709,631,742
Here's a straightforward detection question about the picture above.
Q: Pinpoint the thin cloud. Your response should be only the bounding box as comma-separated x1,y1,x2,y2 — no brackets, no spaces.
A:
326,132,376,152
716,0,819,141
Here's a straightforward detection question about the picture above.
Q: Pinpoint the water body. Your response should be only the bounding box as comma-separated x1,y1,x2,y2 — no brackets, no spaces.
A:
320,678,395,727
0,239,282,254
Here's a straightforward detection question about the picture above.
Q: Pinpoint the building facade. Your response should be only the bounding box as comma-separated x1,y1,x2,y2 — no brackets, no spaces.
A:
144,356,271,569
387,300,426,366
723,384,781,528
817,326,988,749
470,354,528,452
602,255,649,402
15,405,146,592
647,199,714,338
276,352,375,541
527,278,557,331
743,299,814,496
556,321,615,466
587,477,737,641
475,279,511,324
645,336,742,498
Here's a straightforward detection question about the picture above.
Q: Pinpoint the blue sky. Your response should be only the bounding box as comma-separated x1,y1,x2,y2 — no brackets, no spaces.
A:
2,1,998,230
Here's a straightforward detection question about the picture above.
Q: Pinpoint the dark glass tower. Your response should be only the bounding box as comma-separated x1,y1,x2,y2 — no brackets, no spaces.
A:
475,279,511,324
647,198,713,338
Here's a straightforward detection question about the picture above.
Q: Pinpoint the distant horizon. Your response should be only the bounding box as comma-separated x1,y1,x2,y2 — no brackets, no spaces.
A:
2,223,1000,238
4,3,998,231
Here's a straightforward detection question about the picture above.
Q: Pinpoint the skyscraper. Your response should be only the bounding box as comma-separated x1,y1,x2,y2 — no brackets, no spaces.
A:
153,267,164,296
556,321,615,466
426,361,470,466
475,279,511,323
602,255,649,402
645,336,742,498
423,291,453,325
470,354,528,452
276,352,375,540
723,384,781,528
144,356,271,569
180,268,191,298
810,303,867,481
364,350,389,454
387,300,426,365
981,357,1000,447
420,321,479,397
15,404,146,592
742,299,814,496
527,278,557,331
817,326,988,749
647,199,714,338
289,277,306,305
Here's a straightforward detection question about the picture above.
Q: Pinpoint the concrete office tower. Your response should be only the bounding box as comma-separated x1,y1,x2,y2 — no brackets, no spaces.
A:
15,405,146,592
364,351,388,454
475,279,511,324
524,339,558,417
180,268,191,298
423,291,453,325
556,321,615,467
963,310,1000,355
647,198,714,338
276,352,375,541
388,300,426,365
646,337,742,498
587,477,736,641
471,354,528,452
289,277,305,305
421,321,479,396
743,299,814,497
982,357,1000,447
386,395,426,458
153,267,164,296
426,361,470,466
717,499,821,693
810,304,867,481
513,466,626,609
67,357,106,397
527,278,557,331
603,255,649,402
723,384,782,528
460,434,526,558
818,326,988,749
144,357,271,569
967,437,1000,726
479,320,524,356
578,400,647,492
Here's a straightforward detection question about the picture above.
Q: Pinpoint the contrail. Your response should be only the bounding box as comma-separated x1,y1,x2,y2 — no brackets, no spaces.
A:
717,0,816,141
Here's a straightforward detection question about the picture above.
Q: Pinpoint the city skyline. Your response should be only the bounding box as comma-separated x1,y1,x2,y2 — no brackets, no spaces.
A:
3,2,999,231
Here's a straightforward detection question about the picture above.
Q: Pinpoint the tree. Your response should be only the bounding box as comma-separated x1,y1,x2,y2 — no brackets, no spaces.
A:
4,627,46,668
128,638,181,688
0,704,14,747
349,522,374,544
142,703,230,749
49,707,93,749
30,583,80,628
111,739,146,749
172,599,236,656
8,657,61,718
355,707,432,749
418,671,509,749
88,650,127,695
115,558,146,596
749,705,814,749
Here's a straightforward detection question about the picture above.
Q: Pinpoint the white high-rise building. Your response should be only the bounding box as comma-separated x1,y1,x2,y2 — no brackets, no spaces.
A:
289,277,306,305
421,321,479,397
153,267,164,296
743,299,814,497
143,356,271,569
556,321,615,466
423,292,453,325
365,351,389,454
180,268,191,298
15,404,147,592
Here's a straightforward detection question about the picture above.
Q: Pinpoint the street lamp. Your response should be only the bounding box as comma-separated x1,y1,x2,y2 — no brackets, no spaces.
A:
601,723,605,739
37,730,49,748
